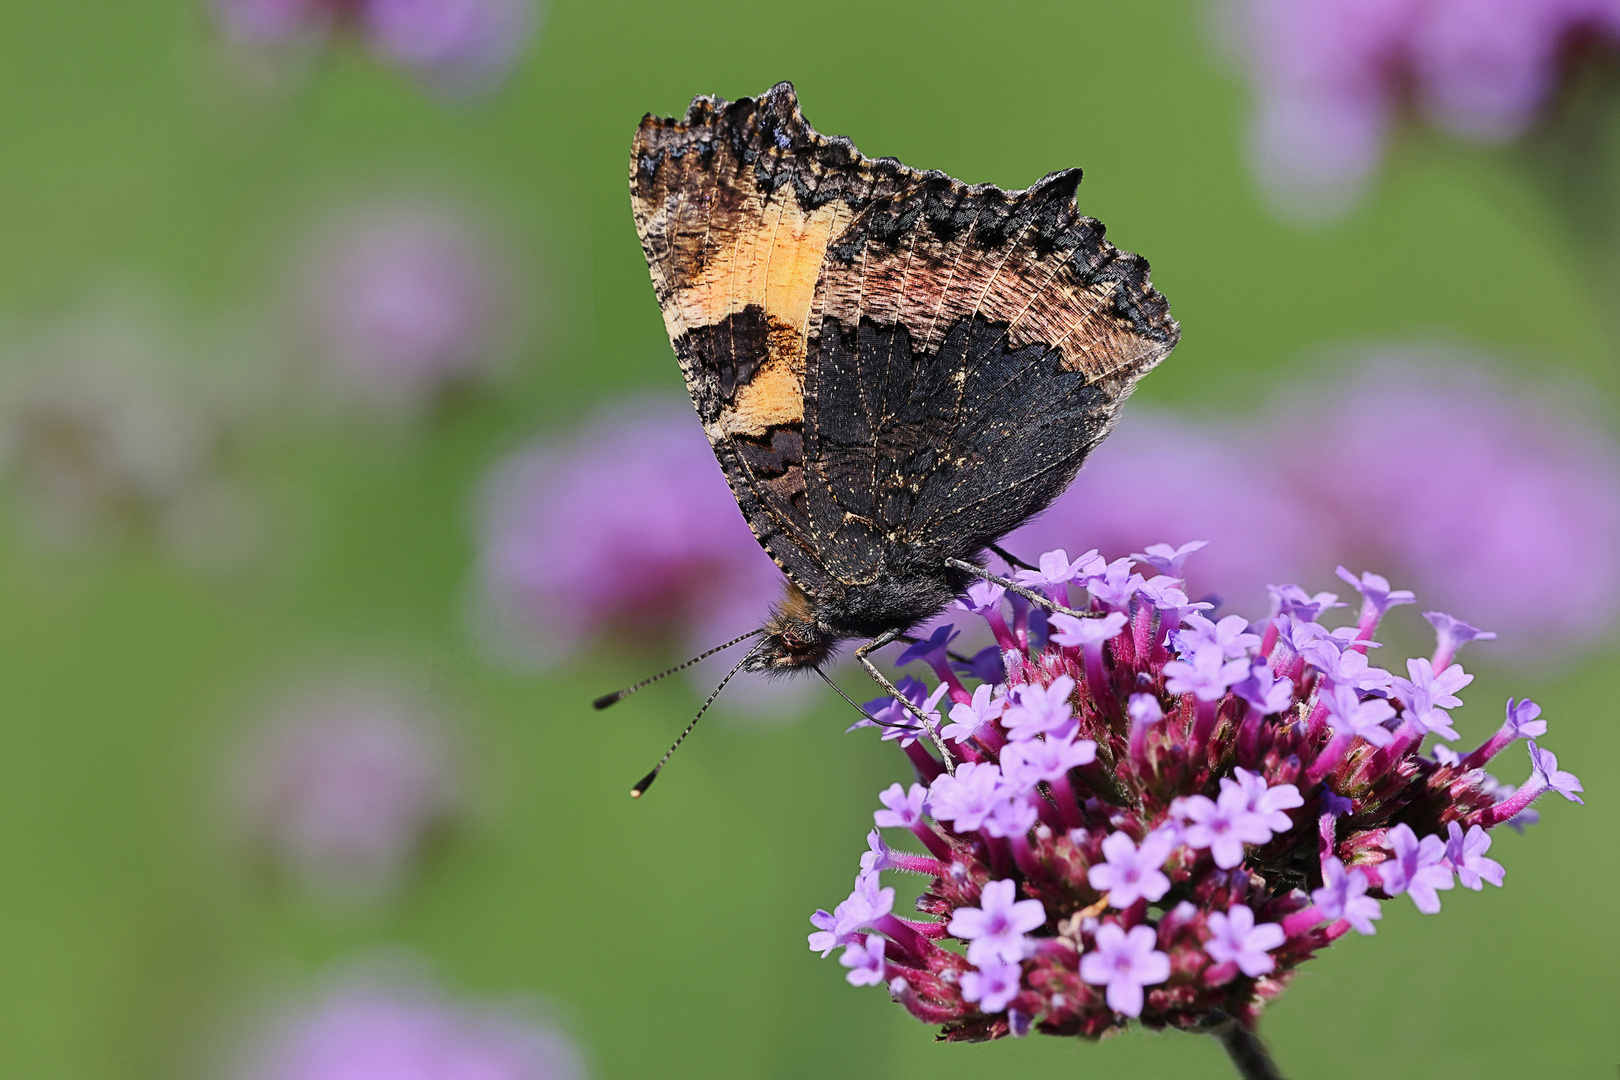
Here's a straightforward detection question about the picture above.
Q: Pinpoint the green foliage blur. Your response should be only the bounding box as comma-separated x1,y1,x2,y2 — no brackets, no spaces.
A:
0,2,1614,1077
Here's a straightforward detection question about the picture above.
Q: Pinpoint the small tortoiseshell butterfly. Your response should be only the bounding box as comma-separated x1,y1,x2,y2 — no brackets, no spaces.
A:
609,82,1179,793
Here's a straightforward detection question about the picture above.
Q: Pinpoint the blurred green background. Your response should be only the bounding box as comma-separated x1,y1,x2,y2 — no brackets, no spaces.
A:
0,1,1614,1078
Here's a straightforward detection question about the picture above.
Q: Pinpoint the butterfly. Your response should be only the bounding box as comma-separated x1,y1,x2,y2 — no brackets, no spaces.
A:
612,82,1178,793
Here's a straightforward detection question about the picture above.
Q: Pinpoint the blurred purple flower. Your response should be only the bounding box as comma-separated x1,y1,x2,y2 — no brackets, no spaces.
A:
212,0,538,98
211,0,335,44
303,202,514,413
363,0,537,96
1219,0,1620,217
1273,351,1620,651
1007,414,1322,615
1006,349,1620,658
238,962,585,1080
0,305,259,571
473,397,808,713
238,679,460,903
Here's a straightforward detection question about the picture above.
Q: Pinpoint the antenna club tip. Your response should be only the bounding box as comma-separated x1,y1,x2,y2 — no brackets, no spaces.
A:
630,769,659,799
629,788,644,798
592,692,623,710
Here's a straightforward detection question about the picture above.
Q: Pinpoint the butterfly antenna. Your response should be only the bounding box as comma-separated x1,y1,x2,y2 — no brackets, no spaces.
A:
593,628,765,710
988,543,1037,572
630,640,763,798
814,667,920,733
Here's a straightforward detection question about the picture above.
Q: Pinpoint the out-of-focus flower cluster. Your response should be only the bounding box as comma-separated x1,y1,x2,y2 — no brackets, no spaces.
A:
0,305,260,571
212,0,539,98
1219,0,1620,216
295,200,519,416
235,676,462,905
473,397,813,713
235,958,585,1080
1014,349,1620,655
475,352,1620,688
810,542,1581,1041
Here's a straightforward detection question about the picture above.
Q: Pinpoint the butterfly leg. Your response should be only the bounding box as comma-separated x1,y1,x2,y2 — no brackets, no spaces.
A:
855,629,957,774
945,557,1088,619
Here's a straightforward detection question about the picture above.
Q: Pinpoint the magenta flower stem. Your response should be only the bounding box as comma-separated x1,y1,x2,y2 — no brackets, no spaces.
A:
1306,733,1354,784
903,740,945,783
889,851,947,876
1129,713,1154,769
910,822,955,862
1188,697,1219,761
1132,603,1154,663
1236,706,1266,766
1304,699,1329,741
971,722,1006,754
1259,618,1280,660
1480,778,1546,827
1281,905,1325,937
984,611,1019,653
1317,811,1336,862
1082,643,1117,715
1460,732,1511,772
1050,774,1083,831
1010,595,1031,650
872,915,929,961
929,659,973,705
1011,832,1045,880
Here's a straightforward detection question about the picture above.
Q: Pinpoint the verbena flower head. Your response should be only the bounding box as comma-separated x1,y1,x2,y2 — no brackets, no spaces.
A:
0,305,257,571
1017,353,1620,655
235,957,586,1080
473,398,810,714
301,201,516,413
811,540,1583,1042
212,0,539,98
236,678,462,904
1219,0,1620,217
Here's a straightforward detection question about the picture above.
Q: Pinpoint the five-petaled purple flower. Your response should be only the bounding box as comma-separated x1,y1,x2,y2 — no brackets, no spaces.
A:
839,936,888,987
1311,857,1381,936
1178,787,1273,869
1087,828,1176,908
1380,823,1455,914
1444,821,1505,891
947,879,1046,967
1528,741,1585,804
1204,905,1286,978
960,959,1023,1014
1078,923,1171,1018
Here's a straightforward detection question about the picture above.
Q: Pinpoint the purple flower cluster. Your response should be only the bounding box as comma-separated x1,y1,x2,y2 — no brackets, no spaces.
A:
236,678,462,904
1012,351,1620,653
236,962,585,1080
810,541,1582,1043
0,305,259,572
300,202,515,413
212,0,538,97
1221,0,1620,215
474,398,806,711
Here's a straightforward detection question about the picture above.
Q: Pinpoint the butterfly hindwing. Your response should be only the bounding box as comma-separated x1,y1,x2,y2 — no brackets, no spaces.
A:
800,168,1179,583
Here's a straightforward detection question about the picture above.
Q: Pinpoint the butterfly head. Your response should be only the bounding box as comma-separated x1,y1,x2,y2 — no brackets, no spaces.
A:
745,581,836,673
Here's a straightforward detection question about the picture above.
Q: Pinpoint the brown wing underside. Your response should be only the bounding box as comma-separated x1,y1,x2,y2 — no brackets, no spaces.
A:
629,82,1178,595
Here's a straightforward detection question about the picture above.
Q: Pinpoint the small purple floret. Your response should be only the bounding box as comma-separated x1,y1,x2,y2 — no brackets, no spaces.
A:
1078,923,1170,1018
1204,905,1286,977
947,879,1046,967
